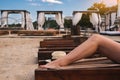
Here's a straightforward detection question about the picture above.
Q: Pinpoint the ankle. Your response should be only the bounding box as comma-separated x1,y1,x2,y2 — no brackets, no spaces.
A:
58,60,69,66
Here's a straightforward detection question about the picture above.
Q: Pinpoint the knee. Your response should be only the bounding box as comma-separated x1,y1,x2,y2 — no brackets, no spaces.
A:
89,34,101,42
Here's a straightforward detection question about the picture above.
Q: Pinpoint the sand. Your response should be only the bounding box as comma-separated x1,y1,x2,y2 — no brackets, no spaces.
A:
0,37,43,80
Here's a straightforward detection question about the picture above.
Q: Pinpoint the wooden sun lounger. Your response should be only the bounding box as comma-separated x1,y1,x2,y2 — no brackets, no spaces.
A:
40,36,88,48
36,36,120,80
0,27,24,35
0,30,23,35
38,47,75,51
38,47,74,60
38,47,102,65
35,57,120,80
17,30,59,36
38,36,94,65
40,39,78,48
38,47,73,64
0,27,24,30
0,30,9,35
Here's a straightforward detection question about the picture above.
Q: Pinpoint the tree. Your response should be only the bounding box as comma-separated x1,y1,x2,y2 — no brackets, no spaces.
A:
33,21,38,29
87,2,117,15
64,19,72,28
109,5,117,11
88,2,108,15
44,20,58,29
78,14,93,29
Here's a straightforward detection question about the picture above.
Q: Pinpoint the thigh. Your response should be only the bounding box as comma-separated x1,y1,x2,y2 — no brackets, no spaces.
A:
98,36,120,63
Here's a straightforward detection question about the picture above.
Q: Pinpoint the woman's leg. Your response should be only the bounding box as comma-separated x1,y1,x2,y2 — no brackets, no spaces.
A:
40,34,120,68
96,35,120,62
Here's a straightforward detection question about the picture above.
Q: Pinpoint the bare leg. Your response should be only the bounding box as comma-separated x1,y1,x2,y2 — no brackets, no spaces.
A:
40,34,120,68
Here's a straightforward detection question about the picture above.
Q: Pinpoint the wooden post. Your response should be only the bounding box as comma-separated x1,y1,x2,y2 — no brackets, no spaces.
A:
71,25,80,35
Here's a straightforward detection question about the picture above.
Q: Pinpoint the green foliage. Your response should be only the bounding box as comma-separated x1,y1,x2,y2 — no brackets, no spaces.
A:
8,23,21,27
43,20,58,29
33,21,38,29
64,19,72,28
78,14,93,29
87,2,117,15
109,5,117,11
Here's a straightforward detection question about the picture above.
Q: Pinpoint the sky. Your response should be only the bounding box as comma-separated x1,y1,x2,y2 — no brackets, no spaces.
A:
0,0,117,22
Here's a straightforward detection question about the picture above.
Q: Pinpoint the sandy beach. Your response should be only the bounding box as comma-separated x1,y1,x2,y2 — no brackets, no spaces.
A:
0,36,43,80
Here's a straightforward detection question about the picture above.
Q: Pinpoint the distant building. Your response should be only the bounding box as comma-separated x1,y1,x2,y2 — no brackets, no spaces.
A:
64,16,72,20
48,17,55,21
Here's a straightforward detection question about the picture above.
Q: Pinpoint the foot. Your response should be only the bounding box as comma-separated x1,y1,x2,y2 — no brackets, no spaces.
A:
39,61,61,69
39,64,61,69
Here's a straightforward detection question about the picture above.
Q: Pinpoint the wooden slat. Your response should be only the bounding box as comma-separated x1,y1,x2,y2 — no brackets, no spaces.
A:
58,64,120,70
0,30,9,35
52,57,120,70
38,47,75,51
17,30,58,36
40,40,77,48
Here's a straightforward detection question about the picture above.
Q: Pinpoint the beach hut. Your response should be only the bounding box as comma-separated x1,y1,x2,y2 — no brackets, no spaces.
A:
103,0,120,31
105,11,118,31
0,10,34,30
72,10,101,35
37,11,64,31
100,0,120,35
